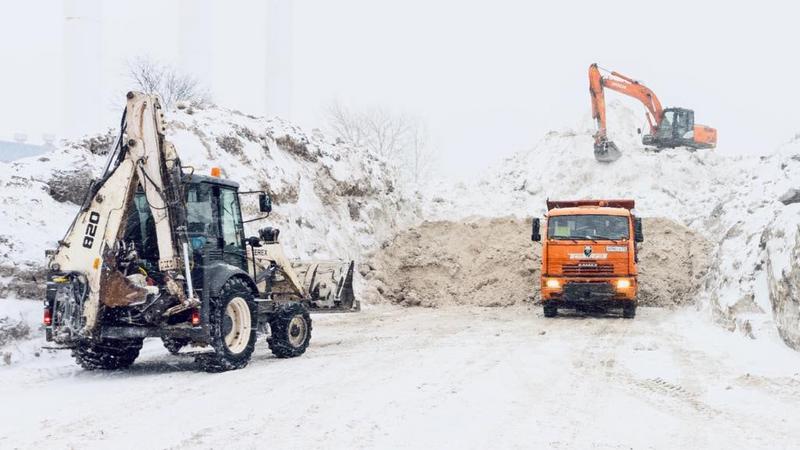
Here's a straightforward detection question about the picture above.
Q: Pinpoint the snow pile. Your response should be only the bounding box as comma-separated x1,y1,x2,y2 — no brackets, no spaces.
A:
0,299,42,366
637,218,712,307
0,104,416,298
362,217,709,308
422,101,800,346
362,217,538,307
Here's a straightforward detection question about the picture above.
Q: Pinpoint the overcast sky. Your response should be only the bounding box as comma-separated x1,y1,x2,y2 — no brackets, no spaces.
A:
1,1,798,177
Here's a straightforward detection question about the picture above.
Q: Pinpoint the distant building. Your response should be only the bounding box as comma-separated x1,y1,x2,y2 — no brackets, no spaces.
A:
0,140,49,162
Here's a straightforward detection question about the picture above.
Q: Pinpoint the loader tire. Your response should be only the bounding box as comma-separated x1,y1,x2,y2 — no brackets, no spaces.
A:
543,303,558,318
623,303,637,319
162,337,190,355
197,278,258,373
72,338,143,370
268,302,312,358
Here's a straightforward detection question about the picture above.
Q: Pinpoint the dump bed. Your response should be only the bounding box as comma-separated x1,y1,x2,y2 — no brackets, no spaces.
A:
546,199,635,211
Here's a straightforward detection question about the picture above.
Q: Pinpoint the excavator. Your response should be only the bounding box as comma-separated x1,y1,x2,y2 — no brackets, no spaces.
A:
43,92,356,372
589,63,717,162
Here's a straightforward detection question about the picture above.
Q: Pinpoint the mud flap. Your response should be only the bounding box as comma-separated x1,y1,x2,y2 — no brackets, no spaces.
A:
290,260,358,312
594,140,622,163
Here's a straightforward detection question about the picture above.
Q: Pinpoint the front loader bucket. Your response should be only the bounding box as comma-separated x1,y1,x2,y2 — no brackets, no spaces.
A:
594,140,622,163
290,260,358,312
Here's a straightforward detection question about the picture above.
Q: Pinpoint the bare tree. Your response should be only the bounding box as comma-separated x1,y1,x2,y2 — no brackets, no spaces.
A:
406,119,437,185
127,57,211,109
326,101,438,189
327,101,368,149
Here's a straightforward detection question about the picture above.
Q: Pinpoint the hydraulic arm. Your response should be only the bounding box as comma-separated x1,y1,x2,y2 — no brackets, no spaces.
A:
50,92,194,333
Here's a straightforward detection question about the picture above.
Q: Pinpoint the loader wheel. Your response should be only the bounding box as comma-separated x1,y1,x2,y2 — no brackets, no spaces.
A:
623,302,637,319
162,337,190,355
72,338,144,370
268,302,312,358
543,303,558,318
197,278,258,373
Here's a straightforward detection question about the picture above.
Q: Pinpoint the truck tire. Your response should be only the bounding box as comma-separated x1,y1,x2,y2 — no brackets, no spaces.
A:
197,278,258,372
623,302,637,319
268,302,312,358
72,338,144,370
162,337,190,355
543,303,558,318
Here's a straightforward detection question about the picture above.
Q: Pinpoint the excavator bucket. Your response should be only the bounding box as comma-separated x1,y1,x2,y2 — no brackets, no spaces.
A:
290,260,358,312
594,140,622,163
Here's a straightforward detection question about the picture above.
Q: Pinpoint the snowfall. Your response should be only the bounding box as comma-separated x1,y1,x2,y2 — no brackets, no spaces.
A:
1,101,798,449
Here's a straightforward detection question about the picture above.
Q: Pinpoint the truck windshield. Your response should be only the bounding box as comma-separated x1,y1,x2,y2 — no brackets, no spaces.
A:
548,215,629,240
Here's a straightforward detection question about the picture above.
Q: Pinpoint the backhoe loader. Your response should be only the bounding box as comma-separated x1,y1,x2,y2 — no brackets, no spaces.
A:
43,92,356,372
589,63,717,162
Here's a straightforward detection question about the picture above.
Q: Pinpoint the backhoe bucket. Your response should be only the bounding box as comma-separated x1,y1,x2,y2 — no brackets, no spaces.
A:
594,140,622,163
290,260,358,312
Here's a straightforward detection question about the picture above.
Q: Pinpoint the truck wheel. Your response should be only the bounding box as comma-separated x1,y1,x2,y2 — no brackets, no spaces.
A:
623,303,637,319
72,338,144,370
268,302,312,358
162,337,190,355
543,303,558,318
197,278,258,372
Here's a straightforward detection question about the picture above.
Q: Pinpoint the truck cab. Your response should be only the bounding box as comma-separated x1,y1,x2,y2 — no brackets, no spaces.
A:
531,199,643,318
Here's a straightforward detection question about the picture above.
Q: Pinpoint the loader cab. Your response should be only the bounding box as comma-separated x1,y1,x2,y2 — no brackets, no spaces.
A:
185,176,248,271
654,108,695,147
123,176,248,272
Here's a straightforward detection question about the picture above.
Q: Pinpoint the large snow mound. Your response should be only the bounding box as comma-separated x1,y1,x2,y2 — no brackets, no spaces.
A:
0,105,417,298
361,217,709,309
422,101,800,347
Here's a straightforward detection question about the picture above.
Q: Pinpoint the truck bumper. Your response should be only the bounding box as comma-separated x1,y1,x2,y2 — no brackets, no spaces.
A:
545,281,635,310
99,325,211,343
46,324,211,344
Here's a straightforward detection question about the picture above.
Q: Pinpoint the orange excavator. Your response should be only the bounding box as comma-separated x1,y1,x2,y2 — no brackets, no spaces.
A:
589,63,717,162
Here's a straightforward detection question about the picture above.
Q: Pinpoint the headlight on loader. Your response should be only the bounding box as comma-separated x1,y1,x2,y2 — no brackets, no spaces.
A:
545,279,561,289
616,279,632,290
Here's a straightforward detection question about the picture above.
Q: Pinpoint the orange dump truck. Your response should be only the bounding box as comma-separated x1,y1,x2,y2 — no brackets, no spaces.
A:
531,199,643,318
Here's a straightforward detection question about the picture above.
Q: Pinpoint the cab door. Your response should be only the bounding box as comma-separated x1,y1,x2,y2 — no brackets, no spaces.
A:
673,109,694,141
217,187,247,271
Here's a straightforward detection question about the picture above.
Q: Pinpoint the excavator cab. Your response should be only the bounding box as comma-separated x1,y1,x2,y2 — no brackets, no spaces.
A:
646,107,696,148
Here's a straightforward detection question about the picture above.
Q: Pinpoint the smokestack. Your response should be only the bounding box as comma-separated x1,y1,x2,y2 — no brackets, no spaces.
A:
265,0,293,119
62,0,103,137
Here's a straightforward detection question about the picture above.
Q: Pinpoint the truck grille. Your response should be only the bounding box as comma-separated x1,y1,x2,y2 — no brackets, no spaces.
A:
562,263,614,275
563,282,615,301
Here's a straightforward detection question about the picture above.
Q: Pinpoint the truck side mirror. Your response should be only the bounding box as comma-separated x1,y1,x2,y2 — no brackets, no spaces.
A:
258,193,272,213
634,217,644,243
637,127,642,135
531,218,541,242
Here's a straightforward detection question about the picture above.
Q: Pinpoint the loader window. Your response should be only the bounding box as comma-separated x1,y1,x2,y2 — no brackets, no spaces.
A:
123,192,158,262
218,187,246,269
186,183,215,251
547,215,629,240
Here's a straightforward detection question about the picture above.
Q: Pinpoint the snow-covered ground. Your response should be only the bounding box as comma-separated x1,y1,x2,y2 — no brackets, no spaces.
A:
2,303,799,449
1,100,799,448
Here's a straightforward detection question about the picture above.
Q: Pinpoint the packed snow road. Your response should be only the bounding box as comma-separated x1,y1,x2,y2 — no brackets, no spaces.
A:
2,305,799,449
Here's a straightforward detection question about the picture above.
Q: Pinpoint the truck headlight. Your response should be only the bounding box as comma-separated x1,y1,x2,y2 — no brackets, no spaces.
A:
545,279,561,289
616,279,631,289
